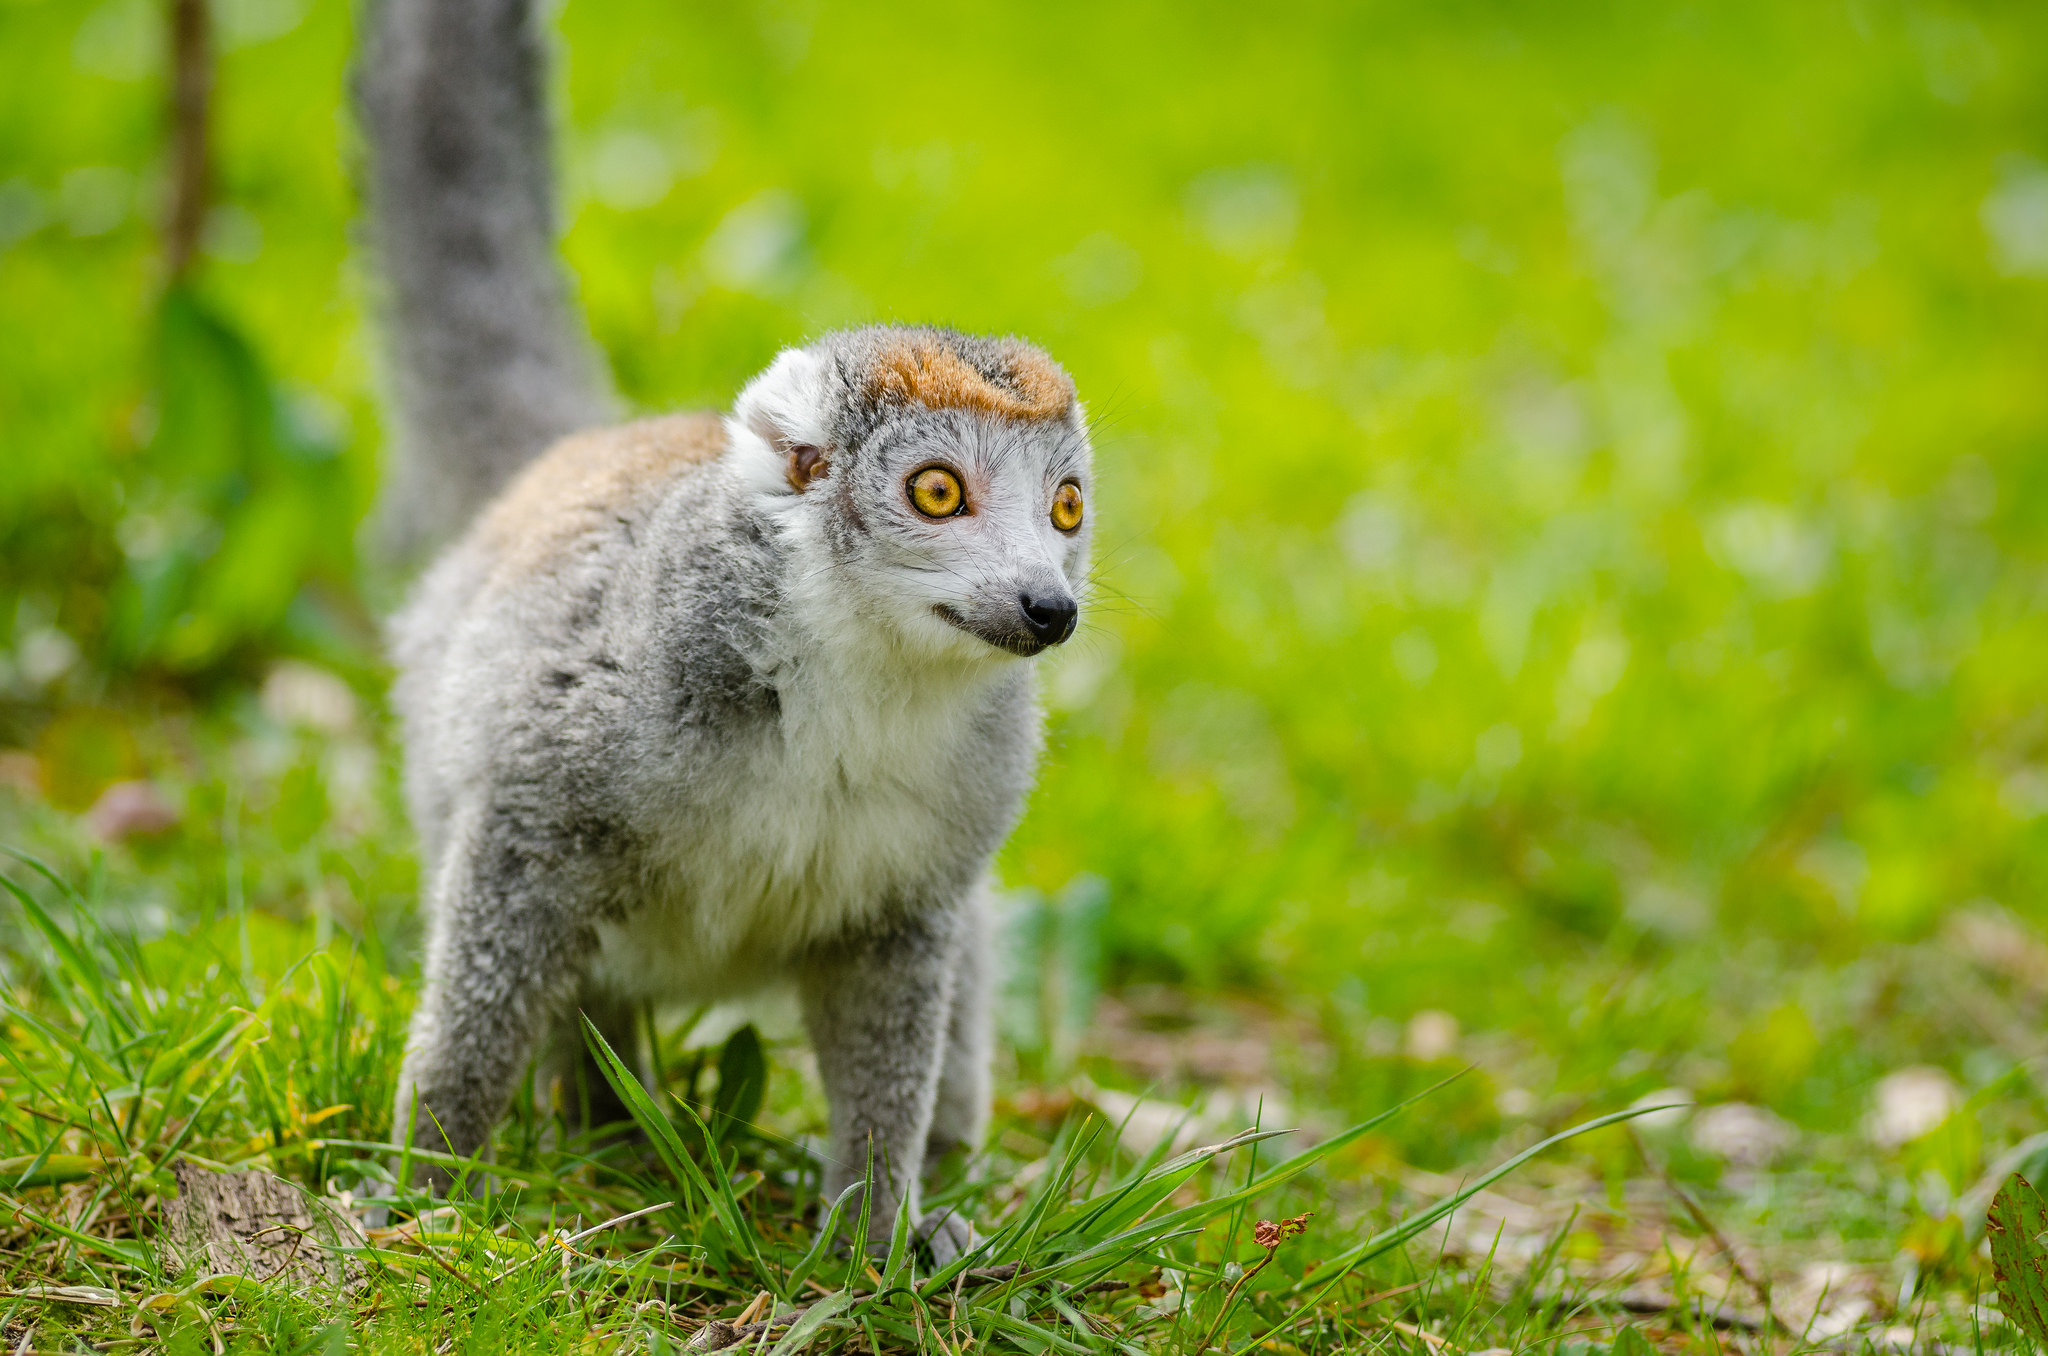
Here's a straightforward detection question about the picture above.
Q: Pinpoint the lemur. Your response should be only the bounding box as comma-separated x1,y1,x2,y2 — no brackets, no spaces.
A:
355,0,1090,1261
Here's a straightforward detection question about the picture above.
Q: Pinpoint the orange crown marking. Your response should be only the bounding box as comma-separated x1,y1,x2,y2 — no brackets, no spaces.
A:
869,339,1074,421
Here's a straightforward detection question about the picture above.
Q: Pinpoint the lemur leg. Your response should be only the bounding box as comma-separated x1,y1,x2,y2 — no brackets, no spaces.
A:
394,812,596,1191
916,889,992,1264
799,907,962,1260
926,886,992,1161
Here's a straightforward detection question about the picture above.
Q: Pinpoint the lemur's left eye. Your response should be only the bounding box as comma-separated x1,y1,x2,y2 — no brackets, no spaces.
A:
1050,481,1084,533
909,467,966,518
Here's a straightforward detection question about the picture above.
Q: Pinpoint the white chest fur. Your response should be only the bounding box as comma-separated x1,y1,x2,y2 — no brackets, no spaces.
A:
591,644,1004,1002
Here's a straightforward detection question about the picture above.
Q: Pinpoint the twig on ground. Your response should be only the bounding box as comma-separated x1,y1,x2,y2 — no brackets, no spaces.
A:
561,1200,675,1248
493,1200,675,1281
962,1262,1025,1284
1615,1291,1763,1334
1074,1278,1132,1296
408,1234,485,1296
1281,1278,1427,1330
1,1285,121,1308
1191,1212,1313,1356
1627,1124,1781,1331
1386,1318,1457,1350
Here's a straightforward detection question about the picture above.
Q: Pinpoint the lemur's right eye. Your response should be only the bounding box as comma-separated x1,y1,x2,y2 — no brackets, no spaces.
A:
908,467,966,518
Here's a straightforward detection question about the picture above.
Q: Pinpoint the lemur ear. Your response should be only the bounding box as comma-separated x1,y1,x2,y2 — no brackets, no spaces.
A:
787,443,829,489
733,348,834,493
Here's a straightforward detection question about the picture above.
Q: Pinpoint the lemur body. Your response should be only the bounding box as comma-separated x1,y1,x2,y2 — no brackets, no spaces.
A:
359,0,1092,1254
394,405,1033,989
383,336,1090,1260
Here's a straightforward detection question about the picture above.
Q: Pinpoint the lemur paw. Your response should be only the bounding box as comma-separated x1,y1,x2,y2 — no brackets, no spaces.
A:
916,1205,981,1268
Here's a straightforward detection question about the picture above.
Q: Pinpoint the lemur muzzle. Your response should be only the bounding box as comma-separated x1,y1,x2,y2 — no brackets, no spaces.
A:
1019,590,1078,646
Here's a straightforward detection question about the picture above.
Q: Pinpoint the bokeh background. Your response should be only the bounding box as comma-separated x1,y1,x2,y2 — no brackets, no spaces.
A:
7,0,2048,1276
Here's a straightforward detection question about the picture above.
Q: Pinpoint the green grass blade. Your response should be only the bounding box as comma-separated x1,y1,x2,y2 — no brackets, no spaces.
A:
579,1015,706,1220
1047,1074,1464,1270
152,1047,250,1169
1048,1291,1115,1352
958,1121,1307,1296
1228,1104,1663,1356
786,1179,863,1294
0,848,90,907
4,1152,99,1190
840,1135,879,1290
1002,1118,1102,1262
1,1200,151,1268
6,1005,126,1096
0,1021,62,1112
766,1289,855,1355
712,1024,767,1144
880,1180,914,1289
138,1008,249,1090
1047,1124,1296,1245
667,1087,776,1288
582,1012,780,1288
0,871,127,1042
978,1306,1099,1355
1298,1104,1655,1284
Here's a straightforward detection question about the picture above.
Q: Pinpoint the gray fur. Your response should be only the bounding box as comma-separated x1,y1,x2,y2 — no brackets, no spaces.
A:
356,0,1090,1253
355,0,615,556
388,327,1092,1261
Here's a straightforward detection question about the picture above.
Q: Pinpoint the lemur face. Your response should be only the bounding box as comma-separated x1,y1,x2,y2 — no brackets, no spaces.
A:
861,408,1089,657
734,327,1093,661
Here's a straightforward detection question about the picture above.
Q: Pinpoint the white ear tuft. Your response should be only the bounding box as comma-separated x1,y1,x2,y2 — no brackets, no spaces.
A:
733,348,831,453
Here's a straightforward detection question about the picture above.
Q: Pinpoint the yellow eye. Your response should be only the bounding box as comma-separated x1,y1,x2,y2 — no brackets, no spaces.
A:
909,467,965,518
1050,481,1084,533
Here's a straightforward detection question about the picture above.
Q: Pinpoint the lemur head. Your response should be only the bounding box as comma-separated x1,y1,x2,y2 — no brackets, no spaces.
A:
731,325,1092,661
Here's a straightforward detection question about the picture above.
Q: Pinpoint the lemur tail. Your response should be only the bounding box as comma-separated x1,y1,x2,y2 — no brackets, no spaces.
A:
355,0,614,555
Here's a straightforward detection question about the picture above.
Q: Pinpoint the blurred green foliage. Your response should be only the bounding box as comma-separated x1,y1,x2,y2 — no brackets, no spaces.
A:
107,286,357,672
4,0,2048,1148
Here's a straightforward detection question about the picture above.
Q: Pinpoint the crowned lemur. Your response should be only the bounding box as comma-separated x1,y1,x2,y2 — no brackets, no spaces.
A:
356,0,1090,1263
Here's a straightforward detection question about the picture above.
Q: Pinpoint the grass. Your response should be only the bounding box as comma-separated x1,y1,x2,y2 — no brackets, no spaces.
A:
0,825,1656,1356
0,728,2034,1354
7,0,2048,1349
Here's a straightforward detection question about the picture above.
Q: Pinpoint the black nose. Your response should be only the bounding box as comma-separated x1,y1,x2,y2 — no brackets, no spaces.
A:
1018,590,1077,646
